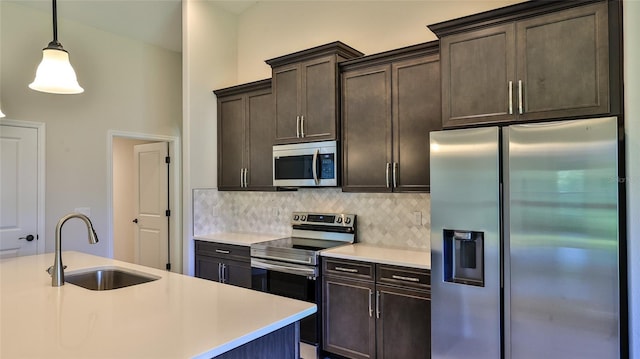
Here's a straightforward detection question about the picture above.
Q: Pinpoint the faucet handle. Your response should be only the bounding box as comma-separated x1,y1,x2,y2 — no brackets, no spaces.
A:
46,265,67,276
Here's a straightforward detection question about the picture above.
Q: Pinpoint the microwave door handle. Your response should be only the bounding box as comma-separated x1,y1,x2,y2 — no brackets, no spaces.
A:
312,149,320,185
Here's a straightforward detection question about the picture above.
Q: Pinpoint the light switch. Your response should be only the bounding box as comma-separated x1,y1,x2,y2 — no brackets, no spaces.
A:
413,211,422,226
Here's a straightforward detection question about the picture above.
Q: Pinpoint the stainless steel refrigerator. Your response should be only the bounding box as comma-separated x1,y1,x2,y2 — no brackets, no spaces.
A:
430,117,621,359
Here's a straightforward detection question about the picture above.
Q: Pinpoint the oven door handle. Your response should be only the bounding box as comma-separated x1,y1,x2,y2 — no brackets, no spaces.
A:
312,149,320,185
251,258,317,278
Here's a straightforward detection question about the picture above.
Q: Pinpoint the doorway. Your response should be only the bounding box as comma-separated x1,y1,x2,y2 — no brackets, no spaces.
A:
108,131,181,272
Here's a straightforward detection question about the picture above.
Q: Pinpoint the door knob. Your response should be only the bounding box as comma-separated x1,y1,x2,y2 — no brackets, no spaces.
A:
19,234,35,242
132,218,138,223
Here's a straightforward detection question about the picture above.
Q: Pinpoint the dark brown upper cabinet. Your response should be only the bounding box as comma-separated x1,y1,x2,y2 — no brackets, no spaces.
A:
266,42,363,145
430,0,622,128
340,42,441,193
214,79,274,191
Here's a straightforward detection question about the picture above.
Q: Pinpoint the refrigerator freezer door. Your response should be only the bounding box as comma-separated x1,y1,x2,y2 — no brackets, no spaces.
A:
430,127,501,359
505,117,619,359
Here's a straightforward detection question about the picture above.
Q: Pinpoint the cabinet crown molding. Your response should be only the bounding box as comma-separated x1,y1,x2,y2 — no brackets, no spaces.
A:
265,41,364,68
427,0,607,38
213,78,271,97
339,41,439,71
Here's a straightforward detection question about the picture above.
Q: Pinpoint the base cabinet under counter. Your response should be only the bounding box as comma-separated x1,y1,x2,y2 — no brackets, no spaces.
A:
322,258,430,359
194,240,252,289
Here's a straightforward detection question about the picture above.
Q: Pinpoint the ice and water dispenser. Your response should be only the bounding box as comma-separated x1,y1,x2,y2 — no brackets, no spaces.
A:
443,229,485,287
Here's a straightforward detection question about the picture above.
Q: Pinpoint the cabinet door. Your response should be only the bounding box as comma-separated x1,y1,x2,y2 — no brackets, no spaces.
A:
376,285,431,359
223,259,252,289
341,65,392,192
273,63,301,144
393,55,441,192
441,23,516,128
516,2,609,121
246,89,274,190
218,95,245,190
323,276,376,359
195,255,222,282
301,56,337,142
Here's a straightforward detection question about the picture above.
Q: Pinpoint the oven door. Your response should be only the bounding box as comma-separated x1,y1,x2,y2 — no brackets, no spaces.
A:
251,258,320,346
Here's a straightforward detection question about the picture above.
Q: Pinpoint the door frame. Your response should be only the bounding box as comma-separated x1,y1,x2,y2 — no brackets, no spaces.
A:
107,130,181,272
0,119,46,255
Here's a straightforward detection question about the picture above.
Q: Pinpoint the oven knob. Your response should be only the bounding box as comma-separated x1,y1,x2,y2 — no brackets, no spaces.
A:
293,215,300,221
301,215,306,221
337,217,343,223
345,217,352,224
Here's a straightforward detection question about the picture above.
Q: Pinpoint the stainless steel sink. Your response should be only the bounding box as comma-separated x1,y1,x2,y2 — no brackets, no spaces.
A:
65,267,160,291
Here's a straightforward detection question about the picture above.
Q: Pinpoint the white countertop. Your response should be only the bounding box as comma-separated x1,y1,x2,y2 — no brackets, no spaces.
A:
0,251,315,359
194,232,283,246
321,243,431,270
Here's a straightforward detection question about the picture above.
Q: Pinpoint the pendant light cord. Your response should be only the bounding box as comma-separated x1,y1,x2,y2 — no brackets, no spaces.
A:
52,0,58,43
46,0,64,50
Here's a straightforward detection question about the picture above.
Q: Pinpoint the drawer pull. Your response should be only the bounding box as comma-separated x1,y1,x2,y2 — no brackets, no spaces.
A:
391,274,420,283
335,266,359,273
215,249,231,254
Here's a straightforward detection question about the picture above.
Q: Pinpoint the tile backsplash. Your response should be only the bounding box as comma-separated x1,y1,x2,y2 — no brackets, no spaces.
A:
193,188,430,250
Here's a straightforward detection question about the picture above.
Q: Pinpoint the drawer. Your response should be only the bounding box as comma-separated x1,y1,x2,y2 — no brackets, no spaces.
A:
194,240,250,262
323,258,374,281
376,264,430,290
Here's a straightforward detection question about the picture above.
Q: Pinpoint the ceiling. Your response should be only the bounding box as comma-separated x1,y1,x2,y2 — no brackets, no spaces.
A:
10,1,259,53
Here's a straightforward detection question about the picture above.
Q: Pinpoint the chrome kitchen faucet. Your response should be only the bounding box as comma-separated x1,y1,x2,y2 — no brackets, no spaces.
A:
47,213,99,286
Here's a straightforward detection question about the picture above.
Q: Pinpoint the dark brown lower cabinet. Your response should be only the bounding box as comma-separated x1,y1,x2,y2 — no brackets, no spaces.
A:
376,285,430,359
323,258,431,359
194,240,252,289
323,276,376,359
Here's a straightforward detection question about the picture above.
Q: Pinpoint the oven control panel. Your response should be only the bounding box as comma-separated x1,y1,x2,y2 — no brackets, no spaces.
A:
292,212,356,227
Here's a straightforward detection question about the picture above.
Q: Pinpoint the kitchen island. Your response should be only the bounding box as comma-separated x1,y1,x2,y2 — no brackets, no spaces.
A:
0,251,315,359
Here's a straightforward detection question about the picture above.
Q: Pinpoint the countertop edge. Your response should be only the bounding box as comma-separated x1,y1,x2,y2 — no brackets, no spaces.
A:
320,244,431,270
194,307,317,358
194,232,284,246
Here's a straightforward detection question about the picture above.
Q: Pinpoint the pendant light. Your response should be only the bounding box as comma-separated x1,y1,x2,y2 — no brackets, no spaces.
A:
29,0,84,94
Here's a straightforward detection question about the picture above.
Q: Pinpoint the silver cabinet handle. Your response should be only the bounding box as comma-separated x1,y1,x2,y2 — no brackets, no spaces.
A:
335,266,358,273
391,274,420,282
221,263,227,284
218,263,222,283
215,249,230,254
243,168,248,188
393,162,398,188
376,290,381,319
508,81,513,115
368,289,373,317
240,168,244,187
312,149,319,185
300,115,305,137
385,163,390,188
296,116,300,138
518,80,523,114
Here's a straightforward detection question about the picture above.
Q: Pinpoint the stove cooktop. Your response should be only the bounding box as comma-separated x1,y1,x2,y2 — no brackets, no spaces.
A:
251,212,357,266
251,237,350,266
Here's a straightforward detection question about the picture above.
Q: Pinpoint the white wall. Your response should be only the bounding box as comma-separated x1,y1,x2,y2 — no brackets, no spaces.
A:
236,0,525,82
182,0,238,274
623,1,639,356
0,2,181,257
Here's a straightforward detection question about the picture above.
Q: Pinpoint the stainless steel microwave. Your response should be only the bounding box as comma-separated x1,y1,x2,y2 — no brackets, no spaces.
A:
272,140,338,187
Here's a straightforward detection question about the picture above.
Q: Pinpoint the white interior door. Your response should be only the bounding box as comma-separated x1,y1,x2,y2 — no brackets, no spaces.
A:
133,142,169,270
0,125,39,258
